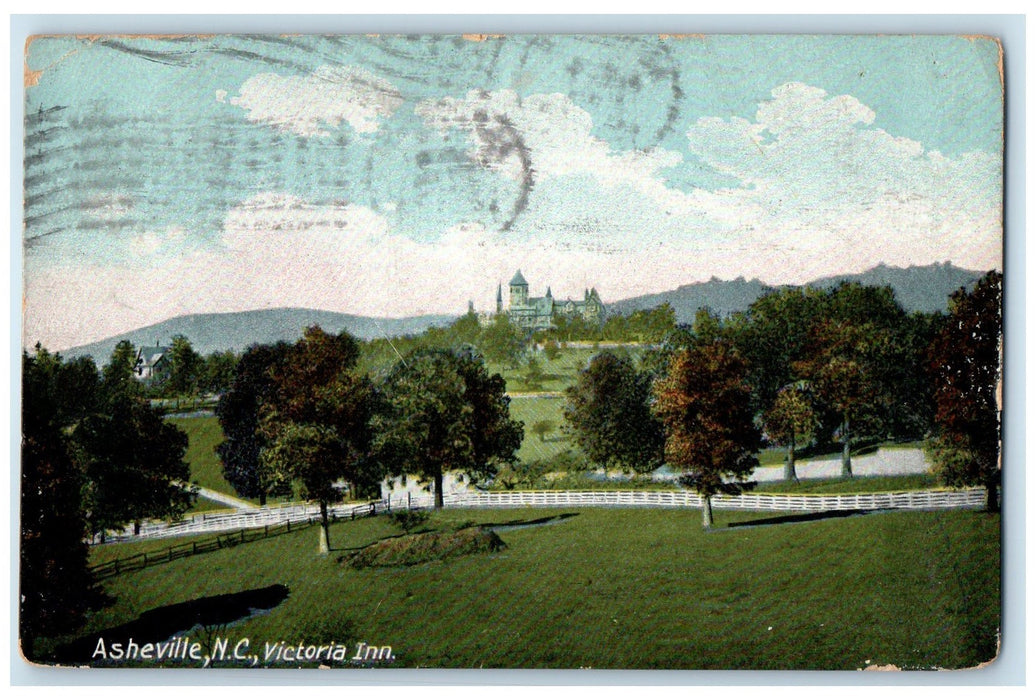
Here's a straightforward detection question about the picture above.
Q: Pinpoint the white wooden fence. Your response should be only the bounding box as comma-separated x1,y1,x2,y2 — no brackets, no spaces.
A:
430,488,987,511
111,487,986,542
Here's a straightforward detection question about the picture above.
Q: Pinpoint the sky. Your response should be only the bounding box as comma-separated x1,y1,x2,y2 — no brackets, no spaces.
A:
22,34,1003,351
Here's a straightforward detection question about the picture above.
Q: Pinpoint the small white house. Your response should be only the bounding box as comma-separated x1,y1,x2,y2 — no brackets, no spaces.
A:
135,343,170,382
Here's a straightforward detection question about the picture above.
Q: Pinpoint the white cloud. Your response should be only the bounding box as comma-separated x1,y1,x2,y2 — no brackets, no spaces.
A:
681,82,1001,275
415,84,999,282
230,65,403,136
415,90,685,210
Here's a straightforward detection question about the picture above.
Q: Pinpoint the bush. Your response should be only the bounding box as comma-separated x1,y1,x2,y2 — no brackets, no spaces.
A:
389,509,430,533
345,527,506,568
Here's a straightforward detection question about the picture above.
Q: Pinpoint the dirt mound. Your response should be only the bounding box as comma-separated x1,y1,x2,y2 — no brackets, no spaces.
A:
345,526,506,568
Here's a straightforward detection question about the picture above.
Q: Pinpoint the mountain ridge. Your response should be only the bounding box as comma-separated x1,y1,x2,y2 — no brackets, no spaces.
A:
605,262,986,323
56,262,988,361
61,308,457,360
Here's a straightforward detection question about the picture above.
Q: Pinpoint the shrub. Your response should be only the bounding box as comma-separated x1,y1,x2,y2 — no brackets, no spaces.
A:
346,527,506,568
389,509,431,533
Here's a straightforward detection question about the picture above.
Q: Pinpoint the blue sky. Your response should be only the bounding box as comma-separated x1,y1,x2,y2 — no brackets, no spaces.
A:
22,34,1003,350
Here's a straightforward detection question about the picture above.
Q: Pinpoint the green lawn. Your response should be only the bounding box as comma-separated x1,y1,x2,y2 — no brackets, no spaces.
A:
507,396,574,462
489,346,599,393
757,474,941,494
167,416,247,500
55,507,999,670
186,495,233,514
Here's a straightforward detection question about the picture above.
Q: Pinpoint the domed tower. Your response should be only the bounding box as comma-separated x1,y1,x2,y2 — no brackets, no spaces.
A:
509,269,529,308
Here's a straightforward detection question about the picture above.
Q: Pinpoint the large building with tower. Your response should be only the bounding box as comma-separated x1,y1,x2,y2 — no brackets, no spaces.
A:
493,269,605,332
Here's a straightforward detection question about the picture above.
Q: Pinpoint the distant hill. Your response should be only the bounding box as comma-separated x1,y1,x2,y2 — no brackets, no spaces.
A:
606,276,771,322
62,308,457,361
59,263,988,361
607,262,986,323
806,262,988,314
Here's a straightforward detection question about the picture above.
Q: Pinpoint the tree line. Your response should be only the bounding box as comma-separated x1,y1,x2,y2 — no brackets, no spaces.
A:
560,272,1003,524
215,327,524,553
21,343,195,658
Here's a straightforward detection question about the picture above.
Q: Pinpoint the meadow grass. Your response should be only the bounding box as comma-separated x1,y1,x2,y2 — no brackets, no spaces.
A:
186,496,232,514
488,346,599,394
167,416,242,499
71,506,999,670
756,474,940,494
507,396,573,462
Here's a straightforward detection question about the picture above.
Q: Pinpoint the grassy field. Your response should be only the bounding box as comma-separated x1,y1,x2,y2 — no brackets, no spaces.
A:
59,506,999,670
488,346,599,394
186,496,233,514
507,396,573,463
167,416,241,498
757,474,940,494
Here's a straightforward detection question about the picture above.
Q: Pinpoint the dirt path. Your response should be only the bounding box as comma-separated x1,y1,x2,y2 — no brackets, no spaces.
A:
751,448,930,483
192,485,255,510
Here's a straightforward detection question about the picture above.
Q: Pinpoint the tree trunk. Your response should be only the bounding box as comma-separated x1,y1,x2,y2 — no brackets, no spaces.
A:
133,520,141,535
702,494,713,529
783,436,798,482
318,501,330,554
259,490,267,507
841,417,853,478
434,472,444,509
984,470,1001,513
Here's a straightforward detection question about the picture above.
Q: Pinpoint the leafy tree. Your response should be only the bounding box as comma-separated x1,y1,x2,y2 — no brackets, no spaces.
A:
374,347,522,508
76,393,193,538
261,327,378,553
653,339,761,528
889,310,945,437
731,286,826,414
447,309,482,347
640,323,696,379
103,339,142,396
167,334,202,395
549,313,601,343
796,320,898,477
216,341,293,505
542,339,561,361
564,352,665,473
928,271,1002,511
622,303,677,343
200,350,238,395
525,356,545,389
454,347,525,484
531,419,555,443
20,349,104,660
259,423,348,553
691,307,727,344
762,385,817,481
495,460,549,490
479,314,526,368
